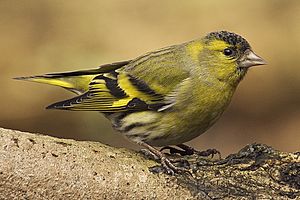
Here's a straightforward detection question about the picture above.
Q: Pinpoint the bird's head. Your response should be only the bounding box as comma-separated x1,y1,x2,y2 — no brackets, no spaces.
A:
189,31,266,86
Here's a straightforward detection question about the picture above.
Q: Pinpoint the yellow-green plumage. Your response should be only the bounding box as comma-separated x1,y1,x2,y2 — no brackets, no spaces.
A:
16,31,266,173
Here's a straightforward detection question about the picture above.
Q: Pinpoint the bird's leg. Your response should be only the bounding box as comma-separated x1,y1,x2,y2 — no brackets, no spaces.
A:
177,144,221,159
139,141,191,175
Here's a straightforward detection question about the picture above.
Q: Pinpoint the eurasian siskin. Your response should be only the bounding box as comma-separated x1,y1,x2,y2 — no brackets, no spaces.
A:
16,31,266,173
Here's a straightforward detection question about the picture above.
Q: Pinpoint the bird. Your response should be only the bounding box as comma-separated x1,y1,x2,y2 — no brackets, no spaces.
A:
15,31,266,174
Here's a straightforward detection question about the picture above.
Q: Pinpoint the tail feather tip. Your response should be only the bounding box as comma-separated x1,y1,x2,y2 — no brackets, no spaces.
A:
46,104,56,110
46,102,62,110
13,76,29,80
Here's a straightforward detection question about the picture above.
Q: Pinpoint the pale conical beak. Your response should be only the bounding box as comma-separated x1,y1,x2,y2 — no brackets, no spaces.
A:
238,49,267,68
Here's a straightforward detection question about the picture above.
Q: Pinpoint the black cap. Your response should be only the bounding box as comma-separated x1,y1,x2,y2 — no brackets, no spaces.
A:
206,31,251,52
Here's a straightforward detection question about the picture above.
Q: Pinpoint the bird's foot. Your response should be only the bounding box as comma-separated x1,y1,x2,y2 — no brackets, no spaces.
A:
161,144,221,159
139,142,191,175
149,155,191,175
160,146,188,156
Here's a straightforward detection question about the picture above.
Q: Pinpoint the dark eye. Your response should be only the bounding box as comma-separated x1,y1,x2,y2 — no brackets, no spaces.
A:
223,48,235,56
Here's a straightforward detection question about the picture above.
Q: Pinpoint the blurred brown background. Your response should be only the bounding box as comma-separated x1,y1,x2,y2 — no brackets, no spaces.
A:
1,0,299,156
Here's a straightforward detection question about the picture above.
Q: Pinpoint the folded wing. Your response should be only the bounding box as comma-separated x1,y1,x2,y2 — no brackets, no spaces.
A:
46,71,167,112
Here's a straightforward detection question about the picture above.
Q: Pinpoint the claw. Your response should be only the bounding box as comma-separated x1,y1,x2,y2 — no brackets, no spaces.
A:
161,144,221,159
177,144,221,159
195,148,221,159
